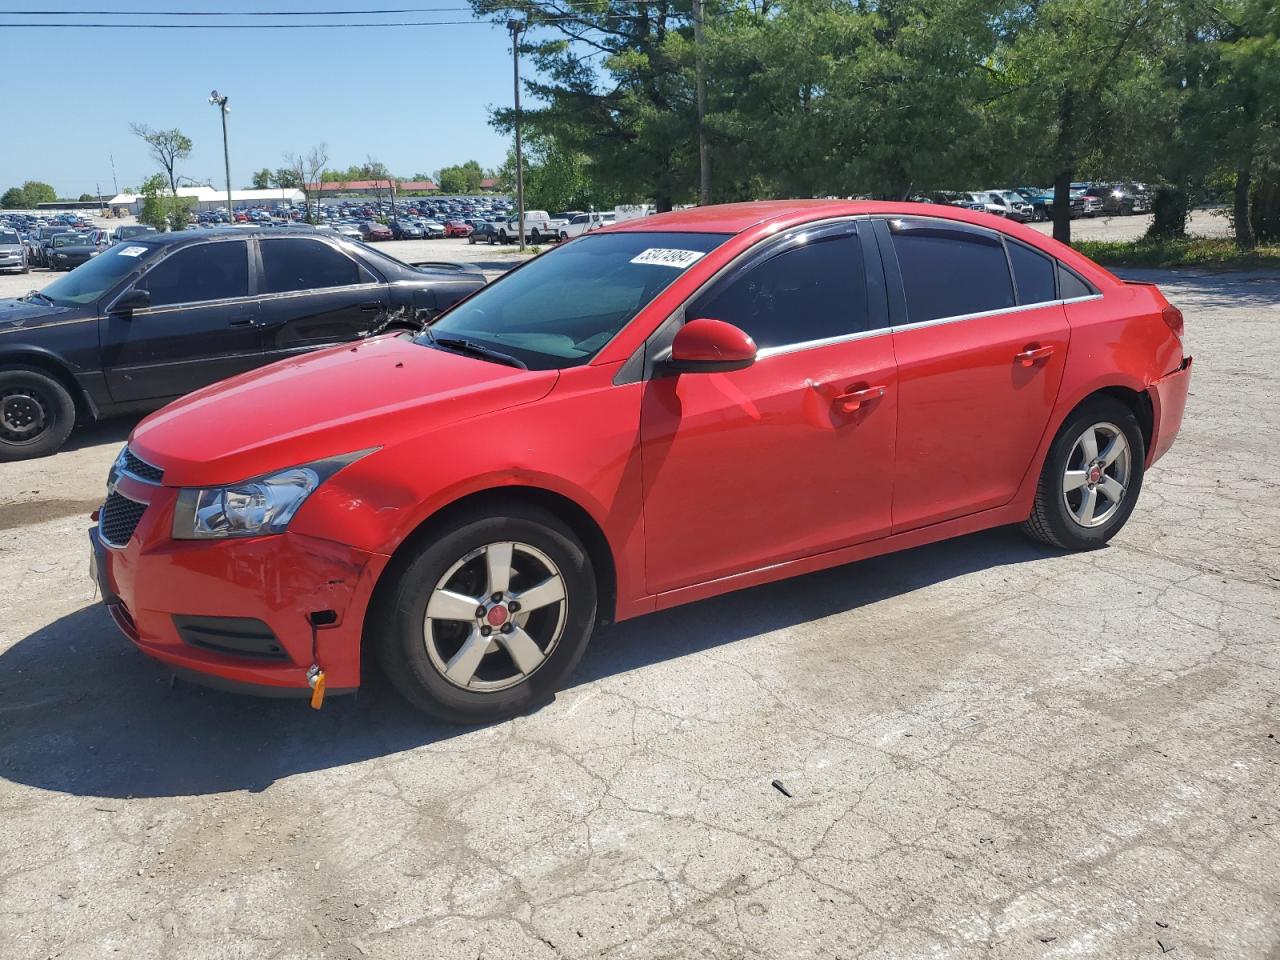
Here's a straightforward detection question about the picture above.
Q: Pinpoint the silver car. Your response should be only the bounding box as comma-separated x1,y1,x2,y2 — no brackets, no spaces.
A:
0,228,29,274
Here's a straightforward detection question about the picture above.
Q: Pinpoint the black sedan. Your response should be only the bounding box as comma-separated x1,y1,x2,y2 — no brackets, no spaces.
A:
46,232,105,271
0,227,486,460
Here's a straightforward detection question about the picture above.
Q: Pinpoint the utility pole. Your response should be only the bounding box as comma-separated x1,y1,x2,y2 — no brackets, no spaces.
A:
508,18,527,252
109,154,119,197
693,0,710,205
209,90,233,222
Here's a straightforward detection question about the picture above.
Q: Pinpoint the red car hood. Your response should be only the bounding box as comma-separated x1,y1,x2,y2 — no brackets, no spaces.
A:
130,335,557,487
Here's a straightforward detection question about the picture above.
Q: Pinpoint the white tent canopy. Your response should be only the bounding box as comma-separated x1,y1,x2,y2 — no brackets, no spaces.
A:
107,186,305,212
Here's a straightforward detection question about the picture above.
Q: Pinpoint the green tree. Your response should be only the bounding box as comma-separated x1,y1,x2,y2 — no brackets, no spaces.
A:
129,123,193,197
251,168,273,189
437,160,486,194
19,180,57,207
78,193,95,202
136,174,172,230
1,187,27,208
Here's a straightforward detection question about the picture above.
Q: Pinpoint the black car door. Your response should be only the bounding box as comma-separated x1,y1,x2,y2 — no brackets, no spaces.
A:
99,238,263,403
254,236,391,361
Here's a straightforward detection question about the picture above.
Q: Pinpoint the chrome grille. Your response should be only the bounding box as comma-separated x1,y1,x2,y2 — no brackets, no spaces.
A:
99,491,147,548
122,448,164,484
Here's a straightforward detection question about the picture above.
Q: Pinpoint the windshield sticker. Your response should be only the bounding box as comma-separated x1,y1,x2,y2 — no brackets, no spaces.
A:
630,248,706,269
117,245,148,257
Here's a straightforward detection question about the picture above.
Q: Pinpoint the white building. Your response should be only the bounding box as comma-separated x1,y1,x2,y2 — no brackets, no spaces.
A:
106,186,305,214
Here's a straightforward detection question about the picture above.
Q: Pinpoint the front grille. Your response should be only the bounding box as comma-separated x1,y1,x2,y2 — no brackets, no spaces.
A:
99,491,147,547
122,448,164,483
173,615,287,660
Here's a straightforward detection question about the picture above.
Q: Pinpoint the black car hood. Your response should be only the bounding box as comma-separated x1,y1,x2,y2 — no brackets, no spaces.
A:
0,298,82,333
52,245,99,255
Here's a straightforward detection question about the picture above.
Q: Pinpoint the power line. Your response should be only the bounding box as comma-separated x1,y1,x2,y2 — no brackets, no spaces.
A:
0,15,651,27
2,2,672,13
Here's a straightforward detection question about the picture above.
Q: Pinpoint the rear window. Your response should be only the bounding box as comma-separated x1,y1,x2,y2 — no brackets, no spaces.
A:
261,238,363,293
889,219,1014,323
1008,240,1058,305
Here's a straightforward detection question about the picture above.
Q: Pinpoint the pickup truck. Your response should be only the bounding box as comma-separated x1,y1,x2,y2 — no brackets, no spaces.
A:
496,210,568,244
558,211,615,241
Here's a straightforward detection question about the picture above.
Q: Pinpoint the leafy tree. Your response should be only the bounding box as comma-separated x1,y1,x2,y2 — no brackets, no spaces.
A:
251,168,273,189
437,160,486,194
1,187,27,208
270,167,302,190
130,124,193,197
78,193,95,202
136,173,192,231
19,180,57,207
499,135,619,211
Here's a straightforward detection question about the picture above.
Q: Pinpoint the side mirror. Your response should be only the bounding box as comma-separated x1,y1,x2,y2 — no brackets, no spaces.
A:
109,288,151,314
662,318,757,374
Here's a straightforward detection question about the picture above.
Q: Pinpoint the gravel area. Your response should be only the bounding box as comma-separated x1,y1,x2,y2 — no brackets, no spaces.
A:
0,256,1277,956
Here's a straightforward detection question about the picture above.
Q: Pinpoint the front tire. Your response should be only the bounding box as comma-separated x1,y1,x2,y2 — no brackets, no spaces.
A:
0,366,77,461
372,503,598,723
1022,397,1145,550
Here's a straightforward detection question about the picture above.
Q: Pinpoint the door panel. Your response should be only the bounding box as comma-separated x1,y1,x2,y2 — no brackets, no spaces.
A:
255,237,390,359
101,239,263,403
640,339,898,593
639,220,895,595
881,216,1071,532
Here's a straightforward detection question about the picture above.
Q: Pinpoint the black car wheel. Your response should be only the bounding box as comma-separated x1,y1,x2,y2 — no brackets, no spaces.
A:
1022,396,1145,551
0,366,77,462
499,230,509,244
372,502,597,723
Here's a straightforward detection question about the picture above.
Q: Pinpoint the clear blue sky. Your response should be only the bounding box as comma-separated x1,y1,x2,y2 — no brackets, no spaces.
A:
0,3,530,198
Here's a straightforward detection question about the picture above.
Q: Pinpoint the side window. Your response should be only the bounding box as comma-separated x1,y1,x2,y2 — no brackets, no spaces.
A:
141,241,249,306
260,238,363,294
1057,264,1095,300
1008,240,1057,305
688,226,868,350
889,220,1014,323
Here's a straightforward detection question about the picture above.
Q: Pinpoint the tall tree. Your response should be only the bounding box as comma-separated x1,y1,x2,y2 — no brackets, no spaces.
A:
129,124,193,197
251,168,273,190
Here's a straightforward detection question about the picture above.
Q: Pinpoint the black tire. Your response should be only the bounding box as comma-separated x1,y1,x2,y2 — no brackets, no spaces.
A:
372,503,598,723
0,365,77,462
499,230,509,244
1022,396,1145,550
530,229,541,244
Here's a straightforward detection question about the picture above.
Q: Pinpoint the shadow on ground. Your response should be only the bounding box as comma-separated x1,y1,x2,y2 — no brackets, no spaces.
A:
0,527,1054,800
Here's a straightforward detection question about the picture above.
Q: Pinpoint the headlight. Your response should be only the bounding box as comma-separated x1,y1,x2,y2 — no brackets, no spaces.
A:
55,253,67,258
172,449,375,540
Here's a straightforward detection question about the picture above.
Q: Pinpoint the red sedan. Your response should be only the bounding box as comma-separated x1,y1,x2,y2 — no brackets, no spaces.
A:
444,220,473,238
91,201,1191,722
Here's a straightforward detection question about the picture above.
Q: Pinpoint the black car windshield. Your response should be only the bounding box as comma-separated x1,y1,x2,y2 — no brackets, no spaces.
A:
53,234,86,247
39,240,158,305
421,231,731,370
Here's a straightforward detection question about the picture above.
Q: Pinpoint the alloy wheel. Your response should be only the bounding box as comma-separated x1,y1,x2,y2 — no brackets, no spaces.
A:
423,540,568,692
1062,421,1131,528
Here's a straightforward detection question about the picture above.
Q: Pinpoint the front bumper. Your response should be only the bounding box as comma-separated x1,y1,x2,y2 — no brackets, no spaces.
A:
1148,356,1192,466
90,477,389,694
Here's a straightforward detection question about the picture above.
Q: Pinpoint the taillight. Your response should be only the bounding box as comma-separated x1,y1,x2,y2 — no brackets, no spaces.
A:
1161,304,1184,338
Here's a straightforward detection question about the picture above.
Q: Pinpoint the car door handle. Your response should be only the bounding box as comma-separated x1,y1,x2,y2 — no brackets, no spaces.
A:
359,302,382,312
228,317,254,326
833,385,886,414
1015,345,1055,366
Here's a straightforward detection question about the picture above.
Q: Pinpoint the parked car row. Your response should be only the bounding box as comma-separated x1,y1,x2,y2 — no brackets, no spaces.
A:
910,182,1153,221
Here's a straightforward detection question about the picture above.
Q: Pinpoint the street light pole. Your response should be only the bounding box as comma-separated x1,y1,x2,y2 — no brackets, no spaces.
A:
507,18,527,252
693,0,710,205
209,90,233,222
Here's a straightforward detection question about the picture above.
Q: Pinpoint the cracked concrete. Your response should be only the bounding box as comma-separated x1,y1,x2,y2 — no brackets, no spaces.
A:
1,268,1278,959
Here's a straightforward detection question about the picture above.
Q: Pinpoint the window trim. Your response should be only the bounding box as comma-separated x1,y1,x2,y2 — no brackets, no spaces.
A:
256,235,373,296
130,237,255,313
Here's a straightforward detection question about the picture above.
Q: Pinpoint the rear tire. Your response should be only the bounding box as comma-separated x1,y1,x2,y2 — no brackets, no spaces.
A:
0,366,77,462
1021,397,1145,550
372,503,597,723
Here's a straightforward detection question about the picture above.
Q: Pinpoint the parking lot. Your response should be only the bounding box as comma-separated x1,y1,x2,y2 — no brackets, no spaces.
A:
1,242,1278,957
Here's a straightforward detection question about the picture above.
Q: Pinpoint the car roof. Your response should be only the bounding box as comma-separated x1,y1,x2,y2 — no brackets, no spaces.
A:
130,226,330,247
604,199,991,235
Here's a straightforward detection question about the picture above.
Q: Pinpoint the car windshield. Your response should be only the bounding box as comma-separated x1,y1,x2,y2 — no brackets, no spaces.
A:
39,240,158,305
0,230,19,244
422,231,731,370
53,234,86,247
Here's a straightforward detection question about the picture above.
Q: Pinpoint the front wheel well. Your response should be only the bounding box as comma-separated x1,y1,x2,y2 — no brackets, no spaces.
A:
369,486,619,632
0,353,92,424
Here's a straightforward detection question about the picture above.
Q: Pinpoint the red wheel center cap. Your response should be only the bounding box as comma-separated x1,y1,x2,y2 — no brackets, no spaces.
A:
486,605,509,627
1087,465,1103,484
